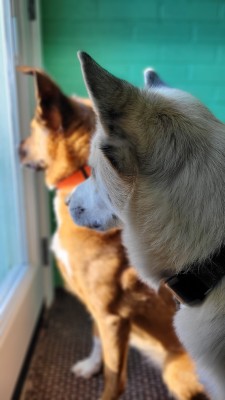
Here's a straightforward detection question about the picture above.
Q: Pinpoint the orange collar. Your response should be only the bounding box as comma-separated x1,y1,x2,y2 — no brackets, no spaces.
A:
56,165,91,190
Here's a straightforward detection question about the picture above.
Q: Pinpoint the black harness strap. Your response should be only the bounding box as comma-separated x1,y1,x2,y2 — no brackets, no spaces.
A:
165,245,225,306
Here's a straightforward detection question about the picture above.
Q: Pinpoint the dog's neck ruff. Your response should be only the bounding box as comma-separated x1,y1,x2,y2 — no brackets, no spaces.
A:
165,245,225,306
56,165,91,190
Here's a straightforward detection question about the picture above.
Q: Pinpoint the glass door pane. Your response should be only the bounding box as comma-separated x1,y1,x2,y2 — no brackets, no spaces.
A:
0,0,27,308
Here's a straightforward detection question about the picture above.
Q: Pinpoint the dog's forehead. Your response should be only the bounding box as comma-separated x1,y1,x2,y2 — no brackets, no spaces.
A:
31,119,36,129
30,118,49,138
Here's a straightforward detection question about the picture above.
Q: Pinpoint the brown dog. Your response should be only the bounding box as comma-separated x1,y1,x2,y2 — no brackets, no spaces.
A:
18,67,206,400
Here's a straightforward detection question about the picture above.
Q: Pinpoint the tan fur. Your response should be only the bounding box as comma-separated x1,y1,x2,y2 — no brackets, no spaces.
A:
19,67,206,400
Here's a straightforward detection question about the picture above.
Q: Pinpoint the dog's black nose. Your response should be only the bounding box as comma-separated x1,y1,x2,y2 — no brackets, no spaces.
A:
19,144,27,160
75,206,85,216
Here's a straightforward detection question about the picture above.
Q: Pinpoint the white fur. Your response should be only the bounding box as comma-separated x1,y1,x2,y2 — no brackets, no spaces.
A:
51,232,72,277
51,195,72,277
175,278,225,400
71,336,102,378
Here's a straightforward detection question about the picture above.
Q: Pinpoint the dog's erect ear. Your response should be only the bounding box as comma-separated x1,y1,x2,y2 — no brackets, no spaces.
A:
78,51,136,130
78,52,138,174
144,68,170,89
17,65,60,100
17,66,76,131
100,137,136,174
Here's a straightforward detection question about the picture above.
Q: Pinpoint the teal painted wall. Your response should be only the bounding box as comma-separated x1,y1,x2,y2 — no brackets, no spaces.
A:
41,0,225,285
41,0,225,121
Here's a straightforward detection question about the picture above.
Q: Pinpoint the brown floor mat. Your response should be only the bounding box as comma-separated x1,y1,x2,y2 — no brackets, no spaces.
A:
19,288,179,400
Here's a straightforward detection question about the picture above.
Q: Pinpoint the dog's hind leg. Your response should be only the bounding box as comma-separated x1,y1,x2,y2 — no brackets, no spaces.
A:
163,351,207,400
97,315,130,400
71,321,103,378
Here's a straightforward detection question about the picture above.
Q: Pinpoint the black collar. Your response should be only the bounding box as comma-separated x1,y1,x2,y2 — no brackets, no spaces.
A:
164,245,225,306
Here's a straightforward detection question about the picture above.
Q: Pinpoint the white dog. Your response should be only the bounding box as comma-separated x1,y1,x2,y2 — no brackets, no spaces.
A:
69,52,225,400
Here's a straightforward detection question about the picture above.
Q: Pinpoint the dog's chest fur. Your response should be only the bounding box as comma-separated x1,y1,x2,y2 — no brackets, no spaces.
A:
51,189,90,302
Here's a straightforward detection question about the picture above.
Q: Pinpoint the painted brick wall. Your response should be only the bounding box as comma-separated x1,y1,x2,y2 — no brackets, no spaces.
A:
41,0,225,121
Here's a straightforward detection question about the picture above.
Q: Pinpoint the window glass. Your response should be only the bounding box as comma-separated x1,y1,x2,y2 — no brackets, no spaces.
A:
0,1,27,306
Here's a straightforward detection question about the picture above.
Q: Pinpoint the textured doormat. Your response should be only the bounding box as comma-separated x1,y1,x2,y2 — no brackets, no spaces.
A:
19,288,179,400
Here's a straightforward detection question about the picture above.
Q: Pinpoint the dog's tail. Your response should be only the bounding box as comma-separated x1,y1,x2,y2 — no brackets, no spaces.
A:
163,351,209,400
190,393,209,400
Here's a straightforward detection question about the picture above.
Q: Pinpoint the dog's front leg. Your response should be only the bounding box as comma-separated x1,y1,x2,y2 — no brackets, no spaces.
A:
97,315,130,400
71,321,102,378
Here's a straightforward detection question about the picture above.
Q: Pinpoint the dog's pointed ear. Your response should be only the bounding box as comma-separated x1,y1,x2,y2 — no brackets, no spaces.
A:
78,51,135,129
144,68,170,89
78,52,138,174
17,65,57,100
17,65,39,74
17,66,77,131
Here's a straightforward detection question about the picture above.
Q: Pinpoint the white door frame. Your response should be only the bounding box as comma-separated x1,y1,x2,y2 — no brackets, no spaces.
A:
16,0,54,307
0,1,53,399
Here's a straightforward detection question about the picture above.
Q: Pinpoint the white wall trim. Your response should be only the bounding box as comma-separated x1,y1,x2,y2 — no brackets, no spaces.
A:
0,264,43,400
0,1,53,399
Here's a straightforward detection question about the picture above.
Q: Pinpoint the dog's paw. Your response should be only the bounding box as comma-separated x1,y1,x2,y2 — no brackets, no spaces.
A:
71,357,102,379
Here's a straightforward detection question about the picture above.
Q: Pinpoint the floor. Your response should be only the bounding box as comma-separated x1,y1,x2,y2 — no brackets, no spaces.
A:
19,288,177,400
